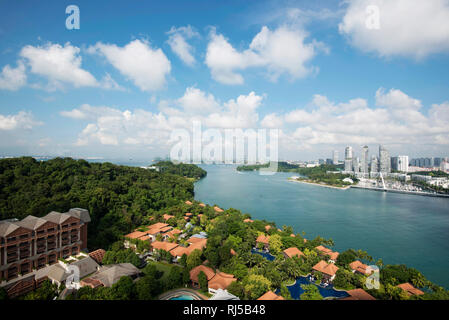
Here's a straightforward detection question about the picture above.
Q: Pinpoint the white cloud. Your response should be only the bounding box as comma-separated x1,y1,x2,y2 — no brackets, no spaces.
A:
339,0,449,59
167,25,199,66
261,113,284,128
205,25,323,84
0,111,42,130
89,39,171,92
177,86,220,114
20,42,98,89
0,61,27,91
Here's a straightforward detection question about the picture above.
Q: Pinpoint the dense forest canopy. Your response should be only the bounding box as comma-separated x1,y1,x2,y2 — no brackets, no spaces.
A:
0,157,195,249
153,161,207,180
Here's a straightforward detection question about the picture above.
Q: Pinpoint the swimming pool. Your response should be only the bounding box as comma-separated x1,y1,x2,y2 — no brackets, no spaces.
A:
169,294,196,300
278,276,349,300
251,248,276,261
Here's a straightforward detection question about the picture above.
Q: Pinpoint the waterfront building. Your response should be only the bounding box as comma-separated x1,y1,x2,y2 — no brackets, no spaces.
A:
391,155,409,172
352,157,360,173
332,150,339,165
326,158,333,165
360,146,369,175
344,146,353,172
379,145,391,173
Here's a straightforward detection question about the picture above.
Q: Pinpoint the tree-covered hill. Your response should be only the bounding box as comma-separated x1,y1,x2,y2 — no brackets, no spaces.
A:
153,161,207,180
0,157,195,249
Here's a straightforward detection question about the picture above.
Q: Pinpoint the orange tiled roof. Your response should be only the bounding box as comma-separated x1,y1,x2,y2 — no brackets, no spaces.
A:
343,289,376,300
290,234,295,237
163,214,175,221
190,265,215,282
349,260,371,274
185,212,193,217
257,291,285,300
230,249,236,256
199,203,206,207
185,200,193,205
146,222,171,235
256,234,270,244
88,249,106,264
265,225,272,231
151,241,179,252
214,206,224,212
124,230,147,240
170,246,188,257
283,247,305,259
243,218,254,223
81,277,103,289
329,251,339,261
316,245,338,260
397,283,425,296
208,272,237,290
312,260,339,276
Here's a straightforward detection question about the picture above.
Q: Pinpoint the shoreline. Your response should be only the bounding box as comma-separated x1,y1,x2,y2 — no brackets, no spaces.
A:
287,178,351,190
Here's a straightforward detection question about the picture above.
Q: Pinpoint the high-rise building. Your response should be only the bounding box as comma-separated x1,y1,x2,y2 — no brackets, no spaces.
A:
344,146,353,172
332,150,339,165
360,146,369,174
370,156,378,173
379,145,391,173
352,157,360,173
391,155,409,172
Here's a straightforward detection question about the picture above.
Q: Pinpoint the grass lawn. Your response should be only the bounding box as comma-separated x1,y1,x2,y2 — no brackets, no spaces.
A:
146,260,175,280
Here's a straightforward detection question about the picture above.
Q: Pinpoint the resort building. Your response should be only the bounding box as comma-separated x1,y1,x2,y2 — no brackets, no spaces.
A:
349,260,373,275
81,263,140,288
151,241,179,254
342,288,376,300
162,214,175,221
207,272,237,294
256,234,270,250
396,283,425,296
0,208,90,291
243,218,254,223
265,225,272,232
124,222,173,245
189,265,215,289
257,291,285,300
283,247,304,259
185,201,193,205
169,236,207,260
213,206,224,213
312,260,339,282
88,249,106,265
199,203,206,207
315,245,339,263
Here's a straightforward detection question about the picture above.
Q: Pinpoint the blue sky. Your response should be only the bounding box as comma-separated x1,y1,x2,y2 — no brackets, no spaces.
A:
1,0,449,161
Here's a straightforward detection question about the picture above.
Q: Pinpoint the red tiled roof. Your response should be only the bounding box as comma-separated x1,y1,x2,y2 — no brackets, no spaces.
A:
312,260,339,276
349,260,372,274
230,249,236,256
185,200,193,205
257,291,285,300
124,230,147,240
199,203,206,207
163,214,175,221
88,249,106,264
283,247,304,259
256,234,270,244
208,272,237,290
243,218,254,223
151,241,179,252
214,206,224,212
185,212,193,217
146,222,171,235
397,283,425,296
343,289,376,300
190,265,215,282
265,225,272,231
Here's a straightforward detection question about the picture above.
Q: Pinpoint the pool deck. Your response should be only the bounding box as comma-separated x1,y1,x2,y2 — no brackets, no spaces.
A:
158,288,208,300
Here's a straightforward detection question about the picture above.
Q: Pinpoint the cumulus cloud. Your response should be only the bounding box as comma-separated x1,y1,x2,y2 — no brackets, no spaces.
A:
0,61,27,91
0,111,42,130
20,42,99,89
205,25,324,84
339,0,449,59
89,39,171,92
167,25,199,66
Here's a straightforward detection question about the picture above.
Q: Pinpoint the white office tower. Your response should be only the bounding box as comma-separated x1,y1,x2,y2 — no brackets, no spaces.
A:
391,155,409,172
379,145,391,173
370,156,378,173
333,150,339,165
353,157,360,172
344,146,353,172
360,146,369,174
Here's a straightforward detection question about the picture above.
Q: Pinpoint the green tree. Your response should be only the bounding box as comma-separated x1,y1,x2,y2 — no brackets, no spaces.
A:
244,274,271,300
198,271,208,290
300,284,323,300
279,285,292,300
227,281,245,299
186,249,203,270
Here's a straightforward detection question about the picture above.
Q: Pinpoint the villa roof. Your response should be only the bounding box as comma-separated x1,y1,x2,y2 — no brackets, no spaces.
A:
316,245,339,260
42,211,72,224
214,206,224,213
329,251,340,261
88,263,140,287
185,212,193,217
146,222,171,235
164,228,181,238
290,234,295,237
170,246,188,257
208,272,237,290
190,265,215,282
343,289,376,300
0,221,20,237
163,214,175,221
89,249,106,264
188,236,207,245
265,225,272,231
124,230,147,240
15,215,48,230
397,283,425,296
257,291,285,300
151,241,179,252
256,234,270,244
199,203,206,207
312,260,339,276
349,260,371,274
283,247,305,259
185,200,193,205
230,249,236,256
243,218,253,223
